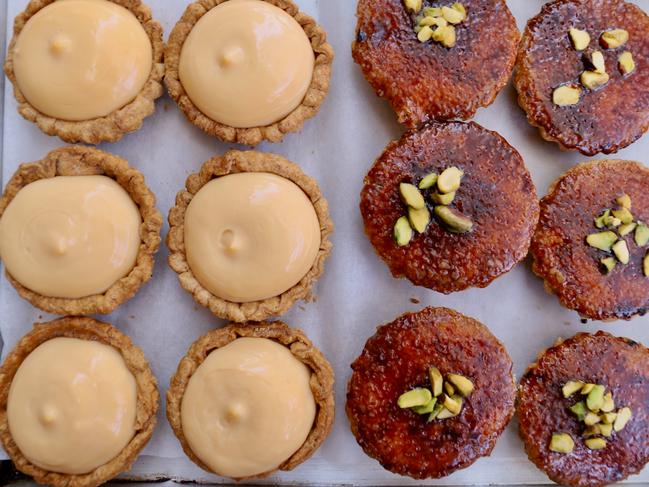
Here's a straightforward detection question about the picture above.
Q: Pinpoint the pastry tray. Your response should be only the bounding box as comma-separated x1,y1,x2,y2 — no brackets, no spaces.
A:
1,0,649,485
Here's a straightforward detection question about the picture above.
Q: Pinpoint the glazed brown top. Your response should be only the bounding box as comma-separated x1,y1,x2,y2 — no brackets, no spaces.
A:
360,122,539,294
517,332,649,487
531,160,649,321
352,0,519,127
346,307,515,479
515,0,649,156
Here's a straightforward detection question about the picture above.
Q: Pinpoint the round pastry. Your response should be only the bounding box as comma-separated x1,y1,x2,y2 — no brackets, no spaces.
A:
352,0,519,127
360,121,539,293
346,307,515,479
517,331,649,487
0,146,163,315
4,0,164,144
167,150,332,322
165,0,334,144
0,316,158,487
166,321,335,480
514,0,649,156
531,159,649,321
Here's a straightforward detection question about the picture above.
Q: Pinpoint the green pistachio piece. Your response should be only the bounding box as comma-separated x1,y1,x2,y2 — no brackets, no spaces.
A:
447,374,474,397
594,209,611,229
584,411,602,426
635,223,649,247
619,51,636,75
600,29,629,49
418,172,438,189
590,50,606,74
562,380,585,398
397,387,432,408
436,407,458,420
452,3,466,16
434,206,474,234
617,194,632,209
399,183,426,209
550,433,575,453
600,392,615,413
600,257,616,275
444,381,455,397
423,6,442,17
586,384,605,412
598,422,613,437
412,397,437,414
585,438,607,450
582,425,601,438
644,252,649,277
569,401,588,421
581,383,595,395
601,412,617,424
419,16,447,28
619,222,637,236
431,191,456,205
586,231,617,251
612,208,633,224
441,5,465,24
429,366,443,397
443,394,462,414
417,25,434,42
569,27,590,51
408,206,431,234
437,167,464,193
394,216,413,247
614,407,632,432
612,240,630,265
404,0,423,13
427,402,444,422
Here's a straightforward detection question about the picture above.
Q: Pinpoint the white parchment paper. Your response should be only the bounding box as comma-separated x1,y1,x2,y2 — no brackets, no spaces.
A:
1,0,648,484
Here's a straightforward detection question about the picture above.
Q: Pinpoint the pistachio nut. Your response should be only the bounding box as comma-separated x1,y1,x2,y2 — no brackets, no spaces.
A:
601,412,617,424
423,6,442,17
443,394,462,414
400,182,426,209
427,402,444,422
618,51,636,75
585,437,607,450
584,411,602,426
590,51,606,74
441,5,465,24
435,206,474,234
598,422,613,437
612,240,630,265
444,381,456,397
600,29,629,49
581,70,610,90
394,216,413,247
553,85,581,106
582,425,601,438
600,392,615,413
432,24,456,48
563,380,585,398
417,25,434,42
618,222,637,237
586,231,617,251
614,407,632,431
569,27,590,51
586,384,605,412
397,387,432,408
419,172,438,189
594,209,611,229
437,166,464,193
644,252,649,277
581,383,596,395
612,207,633,224
431,191,456,205
408,206,431,234
569,401,588,421
429,366,444,397
616,194,632,209
404,0,423,13
413,397,438,414
550,433,575,453
436,407,458,420
600,257,616,274
635,223,649,246
447,374,474,397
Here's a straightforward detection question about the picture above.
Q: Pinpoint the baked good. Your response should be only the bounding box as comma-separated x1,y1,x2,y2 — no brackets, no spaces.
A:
352,0,519,127
0,316,158,487
514,0,649,155
531,159,649,321
165,0,333,144
346,307,516,479
167,150,332,322
518,331,649,486
4,0,164,144
360,121,539,293
166,321,334,480
0,146,163,315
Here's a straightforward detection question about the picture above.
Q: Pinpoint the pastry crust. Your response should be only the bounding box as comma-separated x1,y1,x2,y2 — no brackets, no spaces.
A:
0,316,159,487
166,321,335,481
167,150,333,322
0,146,163,315
4,0,165,145
164,0,334,145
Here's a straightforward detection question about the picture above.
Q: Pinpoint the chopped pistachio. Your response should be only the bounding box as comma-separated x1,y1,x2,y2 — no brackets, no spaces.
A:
600,29,629,49
586,231,617,251
404,0,423,13
612,240,630,265
400,183,426,209
600,392,615,413
594,209,611,229
420,16,447,28
581,383,596,395
599,422,613,437
432,24,456,48
582,425,601,438
550,433,575,453
570,401,588,421
569,27,591,51
398,387,432,408
614,407,632,431
600,257,616,275
644,252,649,277
431,191,456,205
619,222,637,237
437,167,464,193
591,51,606,74
394,216,413,247
441,5,465,24
436,407,458,419
586,384,605,412
435,206,474,233
617,194,632,210
581,70,610,90
584,411,602,426
452,3,466,16
423,6,442,17
585,437,607,450
429,366,444,397
601,412,617,424
444,381,455,396
635,223,649,247
563,380,585,398
413,397,437,414
447,374,474,397
408,206,431,233
427,402,444,422
606,215,622,228
443,394,462,414
418,25,434,42
418,172,438,189
612,207,633,224
553,85,581,106
618,51,636,75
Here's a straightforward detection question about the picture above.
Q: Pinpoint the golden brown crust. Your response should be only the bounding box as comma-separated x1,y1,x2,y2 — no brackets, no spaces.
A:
166,150,333,322
0,316,159,487
531,159,649,321
4,0,165,145
164,0,334,144
0,146,163,315
166,321,335,481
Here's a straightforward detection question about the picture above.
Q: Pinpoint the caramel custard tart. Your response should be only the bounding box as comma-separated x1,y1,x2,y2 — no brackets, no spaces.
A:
4,0,164,144
167,321,334,481
0,316,158,487
167,150,333,322
0,146,163,315
165,0,334,144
